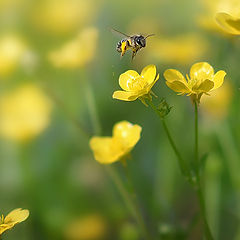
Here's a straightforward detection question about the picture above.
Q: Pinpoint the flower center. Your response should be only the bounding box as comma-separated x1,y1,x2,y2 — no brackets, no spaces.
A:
127,76,147,91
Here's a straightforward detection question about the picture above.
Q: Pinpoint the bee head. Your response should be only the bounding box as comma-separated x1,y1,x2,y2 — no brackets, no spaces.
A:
136,36,146,48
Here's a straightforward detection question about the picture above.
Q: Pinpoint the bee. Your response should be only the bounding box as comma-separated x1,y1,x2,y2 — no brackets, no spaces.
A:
112,28,154,60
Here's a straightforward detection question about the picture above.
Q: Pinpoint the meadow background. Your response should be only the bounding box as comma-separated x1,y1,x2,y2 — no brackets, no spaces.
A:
0,0,240,239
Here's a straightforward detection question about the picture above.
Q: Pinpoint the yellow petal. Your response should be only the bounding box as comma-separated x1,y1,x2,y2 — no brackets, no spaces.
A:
113,121,142,150
119,70,140,91
163,69,186,83
147,73,159,92
0,224,14,235
216,12,240,35
165,80,190,94
4,208,29,225
193,79,214,93
140,64,156,84
112,90,140,101
212,70,226,90
190,62,214,81
89,137,124,164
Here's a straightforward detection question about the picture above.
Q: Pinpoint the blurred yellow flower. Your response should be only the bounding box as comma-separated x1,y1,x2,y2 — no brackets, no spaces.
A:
0,84,52,141
89,121,142,164
30,0,98,34
164,62,226,103
65,214,107,240
112,64,159,102
0,35,26,77
215,13,240,35
198,0,240,31
148,34,208,65
201,82,232,119
48,27,98,69
0,208,29,235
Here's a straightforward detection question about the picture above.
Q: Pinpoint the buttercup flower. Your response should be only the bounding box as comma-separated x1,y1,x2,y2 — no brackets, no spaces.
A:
201,81,232,119
216,12,240,35
0,84,52,141
0,208,29,236
65,214,107,240
112,65,159,103
89,121,142,164
48,27,98,69
30,0,99,34
148,34,208,65
198,0,240,32
0,35,27,77
164,62,226,103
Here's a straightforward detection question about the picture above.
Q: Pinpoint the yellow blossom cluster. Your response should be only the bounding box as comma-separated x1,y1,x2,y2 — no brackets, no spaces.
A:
90,62,227,163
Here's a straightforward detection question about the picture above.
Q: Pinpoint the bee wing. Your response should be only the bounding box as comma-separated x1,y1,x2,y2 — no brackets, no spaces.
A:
111,28,130,38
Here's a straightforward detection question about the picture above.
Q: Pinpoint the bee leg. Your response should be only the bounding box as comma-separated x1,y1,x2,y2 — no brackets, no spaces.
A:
131,51,136,60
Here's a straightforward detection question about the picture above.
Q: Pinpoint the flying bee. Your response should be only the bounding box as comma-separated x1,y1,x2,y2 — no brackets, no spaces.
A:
112,28,154,60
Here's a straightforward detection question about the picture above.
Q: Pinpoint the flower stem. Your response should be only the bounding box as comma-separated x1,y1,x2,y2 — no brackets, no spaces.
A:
105,165,151,240
147,100,190,181
194,101,199,169
194,101,214,240
83,72,101,135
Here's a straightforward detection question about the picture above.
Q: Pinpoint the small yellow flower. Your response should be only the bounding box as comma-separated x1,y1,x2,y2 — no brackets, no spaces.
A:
30,0,98,34
89,121,142,164
0,84,52,141
215,12,240,35
201,81,232,119
198,0,240,32
112,64,159,102
65,214,107,240
0,208,29,235
0,35,27,77
48,27,98,69
164,62,226,103
148,34,208,65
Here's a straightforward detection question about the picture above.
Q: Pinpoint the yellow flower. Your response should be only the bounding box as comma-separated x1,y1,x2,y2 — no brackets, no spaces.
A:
0,35,27,77
0,208,29,235
48,27,98,69
30,0,99,34
89,121,142,164
215,12,240,35
164,62,226,103
201,82,232,119
112,65,159,102
198,0,240,32
0,84,52,141
65,214,107,240
148,34,208,65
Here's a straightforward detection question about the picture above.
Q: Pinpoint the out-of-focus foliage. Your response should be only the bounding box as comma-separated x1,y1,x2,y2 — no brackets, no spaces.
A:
1,0,240,239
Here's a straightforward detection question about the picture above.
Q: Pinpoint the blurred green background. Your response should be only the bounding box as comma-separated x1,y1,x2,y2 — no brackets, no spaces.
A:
0,0,240,239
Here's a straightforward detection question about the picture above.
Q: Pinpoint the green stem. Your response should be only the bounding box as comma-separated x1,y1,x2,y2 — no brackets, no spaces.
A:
44,86,91,139
105,165,151,240
194,101,214,240
147,100,190,180
194,101,199,170
84,75,101,135
196,185,214,240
